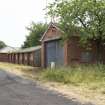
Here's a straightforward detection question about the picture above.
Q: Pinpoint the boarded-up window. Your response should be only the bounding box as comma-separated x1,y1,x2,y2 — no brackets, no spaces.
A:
81,52,92,62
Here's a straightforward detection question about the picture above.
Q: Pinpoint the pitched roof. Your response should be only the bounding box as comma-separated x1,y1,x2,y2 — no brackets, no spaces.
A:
40,22,63,42
0,46,18,53
11,46,41,53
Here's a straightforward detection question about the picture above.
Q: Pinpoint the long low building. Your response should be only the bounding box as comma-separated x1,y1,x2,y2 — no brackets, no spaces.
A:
0,46,17,62
8,46,41,67
0,46,41,67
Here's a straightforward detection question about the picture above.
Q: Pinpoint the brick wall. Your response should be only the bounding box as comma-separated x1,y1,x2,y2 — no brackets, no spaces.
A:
42,25,61,42
41,42,46,68
65,37,97,65
0,53,9,62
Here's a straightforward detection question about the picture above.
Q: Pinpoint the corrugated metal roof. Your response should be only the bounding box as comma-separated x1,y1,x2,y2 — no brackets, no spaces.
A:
11,46,41,53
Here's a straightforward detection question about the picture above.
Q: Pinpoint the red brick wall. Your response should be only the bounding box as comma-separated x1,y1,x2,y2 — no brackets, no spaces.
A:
42,25,61,42
8,53,11,63
65,37,97,65
29,52,34,66
24,53,28,65
64,41,69,66
66,37,81,65
11,53,15,63
41,43,46,68
0,53,9,62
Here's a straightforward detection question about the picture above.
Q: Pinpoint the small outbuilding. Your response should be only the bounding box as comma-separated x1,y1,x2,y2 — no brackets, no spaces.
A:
40,22,99,68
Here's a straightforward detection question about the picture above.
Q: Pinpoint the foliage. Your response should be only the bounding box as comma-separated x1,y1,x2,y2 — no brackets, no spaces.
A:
22,22,47,48
47,0,105,62
0,41,7,49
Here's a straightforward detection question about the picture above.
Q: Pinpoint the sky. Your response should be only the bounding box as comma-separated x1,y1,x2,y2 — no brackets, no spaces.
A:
0,0,53,47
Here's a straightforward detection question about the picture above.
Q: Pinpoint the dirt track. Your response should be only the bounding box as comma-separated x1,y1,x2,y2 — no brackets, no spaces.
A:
0,70,93,105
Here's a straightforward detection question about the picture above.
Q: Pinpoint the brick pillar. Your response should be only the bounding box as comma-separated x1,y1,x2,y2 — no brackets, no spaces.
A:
41,42,46,68
8,53,10,62
64,41,69,66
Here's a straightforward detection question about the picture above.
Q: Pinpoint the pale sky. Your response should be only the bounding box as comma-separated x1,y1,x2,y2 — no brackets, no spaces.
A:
0,0,53,47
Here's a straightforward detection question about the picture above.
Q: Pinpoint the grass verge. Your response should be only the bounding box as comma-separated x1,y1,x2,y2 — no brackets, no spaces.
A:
41,65,105,86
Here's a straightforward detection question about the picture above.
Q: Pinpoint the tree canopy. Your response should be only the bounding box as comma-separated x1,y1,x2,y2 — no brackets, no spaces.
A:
22,22,47,48
47,0,105,62
0,41,7,49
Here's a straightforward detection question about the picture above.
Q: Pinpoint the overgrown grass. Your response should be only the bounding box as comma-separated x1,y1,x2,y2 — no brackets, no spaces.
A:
41,65,105,87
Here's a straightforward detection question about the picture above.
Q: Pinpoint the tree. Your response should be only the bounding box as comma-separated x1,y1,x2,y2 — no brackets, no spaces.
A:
47,0,105,63
22,22,47,48
0,41,7,49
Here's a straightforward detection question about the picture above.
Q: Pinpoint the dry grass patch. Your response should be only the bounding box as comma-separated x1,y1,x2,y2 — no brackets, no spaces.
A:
0,62,41,80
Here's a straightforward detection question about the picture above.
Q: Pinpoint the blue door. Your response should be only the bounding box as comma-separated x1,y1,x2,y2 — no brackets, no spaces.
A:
46,40,64,67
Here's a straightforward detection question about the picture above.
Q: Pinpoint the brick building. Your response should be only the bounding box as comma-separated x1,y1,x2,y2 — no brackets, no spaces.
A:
40,22,99,68
8,46,41,67
0,46,16,62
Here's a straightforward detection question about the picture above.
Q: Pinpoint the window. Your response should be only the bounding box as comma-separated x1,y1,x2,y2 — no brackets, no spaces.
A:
81,52,92,62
